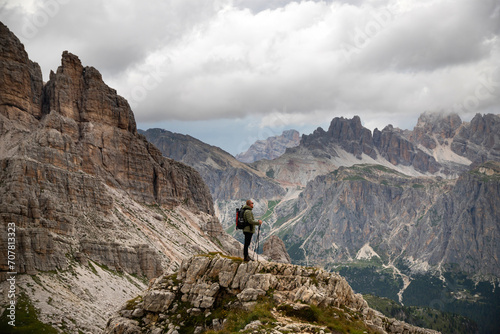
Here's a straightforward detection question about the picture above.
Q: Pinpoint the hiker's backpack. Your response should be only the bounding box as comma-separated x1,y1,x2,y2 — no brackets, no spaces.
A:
235,206,248,230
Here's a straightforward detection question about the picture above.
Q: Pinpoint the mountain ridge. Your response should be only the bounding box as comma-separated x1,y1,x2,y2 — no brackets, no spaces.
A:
141,128,285,201
253,112,500,187
235,129,301,163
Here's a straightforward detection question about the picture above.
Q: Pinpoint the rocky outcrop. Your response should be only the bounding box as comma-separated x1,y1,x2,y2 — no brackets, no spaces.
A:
326,116,377,160
298,116,376,160
0,22,43,122
373,125,442,174
410,111,463,149
141,128,285,200
105,254,440,334
263,235,291,264
451,113,500,163
43,51,136,132
40,52,212,214
235,129,301,163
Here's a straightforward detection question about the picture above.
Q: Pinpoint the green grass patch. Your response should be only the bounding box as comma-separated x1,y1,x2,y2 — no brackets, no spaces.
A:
87,261,99,276
343,175,366,181
314,305,376,334
204,297,276,334
124,296,143,311
261,200,281,222
0,293,59,333
199,252,244,263
277,303,378,334
277,303,318,323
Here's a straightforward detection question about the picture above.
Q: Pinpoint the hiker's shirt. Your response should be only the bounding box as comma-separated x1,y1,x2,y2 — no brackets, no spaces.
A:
242,205,260,234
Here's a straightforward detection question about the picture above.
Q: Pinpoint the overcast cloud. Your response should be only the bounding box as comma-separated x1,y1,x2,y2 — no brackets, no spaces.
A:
1,0,499,154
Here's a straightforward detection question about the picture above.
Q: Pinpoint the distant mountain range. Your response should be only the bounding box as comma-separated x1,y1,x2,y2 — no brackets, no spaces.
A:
252,112,499,187
139,128,285,201
235,129,301,163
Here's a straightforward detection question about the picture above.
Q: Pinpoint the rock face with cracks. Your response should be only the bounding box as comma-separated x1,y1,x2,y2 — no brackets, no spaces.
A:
0,21,221,280
141,128,285,201
105,254,440,334
0,22,238,332
263,235,292,264
235,129,301,163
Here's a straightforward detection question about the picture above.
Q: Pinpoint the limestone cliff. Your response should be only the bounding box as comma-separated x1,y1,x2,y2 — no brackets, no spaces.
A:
451,113,500,163
105,254,440,334
140,128,285,201
235,129,301,163
253,113,499,187
0,22,237,332
0,23,216,278
273,162,500,277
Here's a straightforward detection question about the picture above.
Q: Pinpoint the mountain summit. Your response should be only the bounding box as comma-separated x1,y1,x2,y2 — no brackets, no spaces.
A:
236,129,301,163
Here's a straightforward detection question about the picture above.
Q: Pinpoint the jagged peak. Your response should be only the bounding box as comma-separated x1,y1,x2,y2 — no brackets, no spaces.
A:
235,128,301,163
282,128,300,139
327,115,363,134
414,111,462,137
60,50,83,73
44,50,137,133
469,112,500,127
0,21,29,62
0,21,44,119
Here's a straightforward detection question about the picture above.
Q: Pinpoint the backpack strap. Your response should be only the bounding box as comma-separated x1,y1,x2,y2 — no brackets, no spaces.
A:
241,207,249,226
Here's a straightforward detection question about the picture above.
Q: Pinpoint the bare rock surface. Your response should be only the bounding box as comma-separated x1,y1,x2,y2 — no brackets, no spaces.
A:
263,235,292,264
0,21,238,332
105,254,440,334
236,129,301,163
141,128,285,200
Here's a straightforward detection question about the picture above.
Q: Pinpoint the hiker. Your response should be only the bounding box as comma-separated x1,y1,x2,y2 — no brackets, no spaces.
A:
242,199,262,261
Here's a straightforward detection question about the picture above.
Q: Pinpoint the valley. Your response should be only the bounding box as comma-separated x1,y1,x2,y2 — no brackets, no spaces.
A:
145,113,500,333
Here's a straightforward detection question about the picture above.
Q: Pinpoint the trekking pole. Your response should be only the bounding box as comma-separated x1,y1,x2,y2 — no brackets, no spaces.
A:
255,225,261,262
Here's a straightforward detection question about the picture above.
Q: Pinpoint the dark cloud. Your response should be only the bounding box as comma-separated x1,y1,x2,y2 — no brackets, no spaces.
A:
354,0,500,71
0,0,498,154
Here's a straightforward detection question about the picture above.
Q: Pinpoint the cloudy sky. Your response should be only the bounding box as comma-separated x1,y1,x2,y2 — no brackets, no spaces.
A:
1,0,499,155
